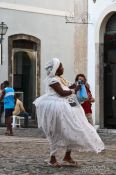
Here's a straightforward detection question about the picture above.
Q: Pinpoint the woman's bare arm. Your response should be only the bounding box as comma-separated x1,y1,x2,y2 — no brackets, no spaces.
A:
50,82,73,97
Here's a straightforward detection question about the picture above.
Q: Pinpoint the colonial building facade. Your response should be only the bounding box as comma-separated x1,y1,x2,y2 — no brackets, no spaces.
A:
0,0,116,128
87,0,116,129
0,0,75,118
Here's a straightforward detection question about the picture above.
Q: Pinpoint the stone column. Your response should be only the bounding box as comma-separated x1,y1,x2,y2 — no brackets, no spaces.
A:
95,43,104,128
74,0,88,76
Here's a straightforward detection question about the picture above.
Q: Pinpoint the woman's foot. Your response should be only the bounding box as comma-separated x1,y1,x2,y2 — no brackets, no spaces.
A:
62,157,79,167
49,161,62,168
49,155,62,168
63,158,78,164
62,151,79,167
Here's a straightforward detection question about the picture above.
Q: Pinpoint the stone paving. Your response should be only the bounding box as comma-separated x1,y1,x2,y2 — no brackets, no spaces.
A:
0,127,116,175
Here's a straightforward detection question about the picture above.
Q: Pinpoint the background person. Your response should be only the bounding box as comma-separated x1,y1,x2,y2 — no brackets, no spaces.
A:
0,83,4,125
0,80,15,136
0,82,4,93
75,74,95,125
13,93,29,128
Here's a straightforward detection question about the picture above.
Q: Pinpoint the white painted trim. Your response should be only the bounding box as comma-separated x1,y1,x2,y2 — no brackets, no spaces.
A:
95,4,116,43
0,44,1,65
0,2,71,17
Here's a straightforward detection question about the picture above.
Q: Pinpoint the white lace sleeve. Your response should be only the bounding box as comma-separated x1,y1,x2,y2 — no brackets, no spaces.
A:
49,77,59,85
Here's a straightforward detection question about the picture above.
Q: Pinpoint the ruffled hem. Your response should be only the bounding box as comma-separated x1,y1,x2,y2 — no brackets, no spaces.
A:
49,141,105,156
48,136,105,156
34,94,105,156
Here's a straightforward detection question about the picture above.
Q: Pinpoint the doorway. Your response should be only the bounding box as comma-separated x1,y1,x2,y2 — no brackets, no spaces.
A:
8,34,41,118
104,14,116,128
13,51,36,114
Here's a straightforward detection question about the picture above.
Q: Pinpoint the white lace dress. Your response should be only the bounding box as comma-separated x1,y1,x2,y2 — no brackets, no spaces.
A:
34,76,104,155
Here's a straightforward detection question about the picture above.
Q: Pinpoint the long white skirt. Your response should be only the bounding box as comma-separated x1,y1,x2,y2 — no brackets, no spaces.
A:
34,94,104,155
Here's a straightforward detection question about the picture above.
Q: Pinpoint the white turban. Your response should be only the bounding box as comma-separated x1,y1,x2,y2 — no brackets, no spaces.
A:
45,58,60,77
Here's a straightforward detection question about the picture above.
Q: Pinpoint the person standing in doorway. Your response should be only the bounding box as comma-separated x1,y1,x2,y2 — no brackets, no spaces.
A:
0,80,15,135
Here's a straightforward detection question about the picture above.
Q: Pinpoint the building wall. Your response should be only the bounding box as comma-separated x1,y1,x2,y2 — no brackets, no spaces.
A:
74,0,88,76
0,0,75,94
0,0,74,11
88,0,116,126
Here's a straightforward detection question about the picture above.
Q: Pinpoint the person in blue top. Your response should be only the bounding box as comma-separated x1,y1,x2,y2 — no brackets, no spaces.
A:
0,80,15,136
0,82,4,125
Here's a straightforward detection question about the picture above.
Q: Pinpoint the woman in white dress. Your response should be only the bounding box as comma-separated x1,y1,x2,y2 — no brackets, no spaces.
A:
33,58,104,168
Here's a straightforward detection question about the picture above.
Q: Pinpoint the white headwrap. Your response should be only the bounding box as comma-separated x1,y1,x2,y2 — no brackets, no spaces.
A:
45,58,60,77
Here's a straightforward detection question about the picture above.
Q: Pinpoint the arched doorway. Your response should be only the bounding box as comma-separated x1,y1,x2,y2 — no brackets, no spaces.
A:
8,34,41,118
95,4,116,128
104,14,116,128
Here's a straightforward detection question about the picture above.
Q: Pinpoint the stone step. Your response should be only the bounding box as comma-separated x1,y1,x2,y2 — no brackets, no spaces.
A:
98,129,116,134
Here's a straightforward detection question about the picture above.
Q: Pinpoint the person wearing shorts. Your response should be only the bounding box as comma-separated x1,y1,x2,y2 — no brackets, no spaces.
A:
0,80,15,136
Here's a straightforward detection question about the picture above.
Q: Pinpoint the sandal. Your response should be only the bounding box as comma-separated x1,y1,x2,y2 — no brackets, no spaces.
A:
62,160,80,167
48,161,62,168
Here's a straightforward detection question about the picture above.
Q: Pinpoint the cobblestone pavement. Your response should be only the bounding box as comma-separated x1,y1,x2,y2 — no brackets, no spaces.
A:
0,128,116,175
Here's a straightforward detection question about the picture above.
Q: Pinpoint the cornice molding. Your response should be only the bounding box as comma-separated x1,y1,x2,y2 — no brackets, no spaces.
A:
0,2,67,17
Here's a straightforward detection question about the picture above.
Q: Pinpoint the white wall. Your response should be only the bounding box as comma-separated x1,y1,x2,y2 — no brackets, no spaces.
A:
0,0,74,11
0,0,75,94
88,0,116,123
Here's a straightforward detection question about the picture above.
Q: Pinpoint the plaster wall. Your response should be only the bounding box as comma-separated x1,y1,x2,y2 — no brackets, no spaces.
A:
0,0,75,94
88,0,116,126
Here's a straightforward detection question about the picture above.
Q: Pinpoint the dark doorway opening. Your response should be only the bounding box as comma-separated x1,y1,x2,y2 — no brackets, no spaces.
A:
104,14,116,128
13,51,36,115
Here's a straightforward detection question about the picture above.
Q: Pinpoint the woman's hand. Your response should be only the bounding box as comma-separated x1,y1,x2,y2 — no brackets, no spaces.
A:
75,85,81,93
69,83,76,89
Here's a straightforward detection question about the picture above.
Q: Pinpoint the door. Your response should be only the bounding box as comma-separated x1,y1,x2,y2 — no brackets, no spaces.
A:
104,33,116,128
